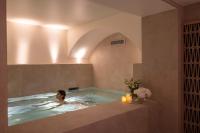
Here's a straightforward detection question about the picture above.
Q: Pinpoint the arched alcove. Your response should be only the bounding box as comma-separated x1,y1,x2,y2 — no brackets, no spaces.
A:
69,28,142,64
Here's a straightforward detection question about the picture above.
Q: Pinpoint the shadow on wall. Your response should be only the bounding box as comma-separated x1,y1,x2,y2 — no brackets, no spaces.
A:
89,33,141,91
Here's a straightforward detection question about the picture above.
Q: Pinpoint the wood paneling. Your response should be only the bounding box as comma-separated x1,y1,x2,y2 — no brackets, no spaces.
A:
0,0,7,132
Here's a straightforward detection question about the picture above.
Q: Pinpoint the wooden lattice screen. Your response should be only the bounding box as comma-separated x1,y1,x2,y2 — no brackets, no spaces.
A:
184,22,200,133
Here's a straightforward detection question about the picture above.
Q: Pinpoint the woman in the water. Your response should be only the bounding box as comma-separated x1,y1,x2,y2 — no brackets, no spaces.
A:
56,90,67,105
32,90,67,110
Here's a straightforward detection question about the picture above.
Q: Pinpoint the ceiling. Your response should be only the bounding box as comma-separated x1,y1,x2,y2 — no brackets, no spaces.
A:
7,0,119,27
7,0,176,27
171,0,200,6
90,0,174,17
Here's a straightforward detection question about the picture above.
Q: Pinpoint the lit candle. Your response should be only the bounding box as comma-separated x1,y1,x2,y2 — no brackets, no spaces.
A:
126,95,133,103
121,96,127,103
125,93,132,103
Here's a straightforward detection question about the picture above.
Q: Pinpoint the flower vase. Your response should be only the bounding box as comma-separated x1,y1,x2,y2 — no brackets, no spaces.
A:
129,88,137,99
135,98,145,104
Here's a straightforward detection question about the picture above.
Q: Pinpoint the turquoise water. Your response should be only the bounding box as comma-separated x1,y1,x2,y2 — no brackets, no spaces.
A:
8,88,124,126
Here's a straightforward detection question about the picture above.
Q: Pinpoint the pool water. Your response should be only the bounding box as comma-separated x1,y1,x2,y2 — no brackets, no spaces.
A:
8,88,125,126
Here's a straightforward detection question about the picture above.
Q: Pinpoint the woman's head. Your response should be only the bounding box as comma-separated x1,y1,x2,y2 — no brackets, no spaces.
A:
56,90,66,101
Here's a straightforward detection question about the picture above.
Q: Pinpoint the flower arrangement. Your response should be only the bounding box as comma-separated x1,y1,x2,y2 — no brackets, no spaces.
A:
134,87,152,101
124,78,142,96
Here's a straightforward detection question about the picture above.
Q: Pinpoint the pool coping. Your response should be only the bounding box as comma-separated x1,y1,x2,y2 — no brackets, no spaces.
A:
8,100,158,133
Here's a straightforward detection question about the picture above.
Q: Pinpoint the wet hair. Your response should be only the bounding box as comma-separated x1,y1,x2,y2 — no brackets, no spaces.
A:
57,90,66,100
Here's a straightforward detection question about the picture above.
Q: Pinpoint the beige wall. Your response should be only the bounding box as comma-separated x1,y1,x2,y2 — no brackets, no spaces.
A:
184,2,200,22
0,0,8,132
90,33,141,91
7,22,68,64
8,64,93,97
136,10,179,133
7,13,142,65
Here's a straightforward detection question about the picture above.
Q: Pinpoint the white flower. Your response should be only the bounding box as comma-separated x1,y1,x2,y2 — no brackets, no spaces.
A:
134,87,152,99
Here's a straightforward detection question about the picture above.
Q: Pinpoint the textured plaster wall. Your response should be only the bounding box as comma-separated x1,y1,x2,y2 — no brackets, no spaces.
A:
8,64,93,97
136,10,179,133
90,33,141,91
184,2,200,22
7,22,68,64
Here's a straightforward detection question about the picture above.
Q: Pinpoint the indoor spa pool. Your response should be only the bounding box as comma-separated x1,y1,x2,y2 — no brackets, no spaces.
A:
8,88,125,126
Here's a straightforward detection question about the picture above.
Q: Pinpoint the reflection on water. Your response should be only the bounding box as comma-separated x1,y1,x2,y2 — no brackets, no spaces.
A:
8,88,124,126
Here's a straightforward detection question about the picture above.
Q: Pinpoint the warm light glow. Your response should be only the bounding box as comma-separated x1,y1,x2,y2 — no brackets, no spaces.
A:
126,94,133,103
46,29,61,64
7,18,70,30
74,48,86,59
17,39,29,64
121,96,127,103
74,48,86,64
50,42,59,64
43,24,69,30
8,18,41,26
76,58,82,64
121,94,133,104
